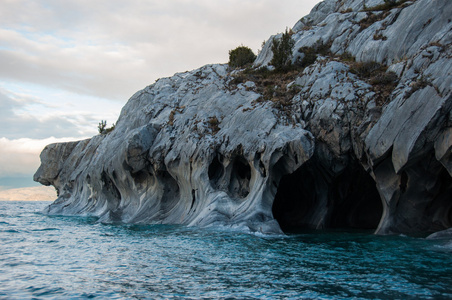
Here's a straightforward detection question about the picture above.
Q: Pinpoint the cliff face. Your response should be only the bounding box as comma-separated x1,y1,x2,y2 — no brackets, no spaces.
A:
34,0,452,235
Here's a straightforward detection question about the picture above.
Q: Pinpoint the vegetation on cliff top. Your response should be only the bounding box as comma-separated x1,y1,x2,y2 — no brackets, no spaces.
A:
98,120,115,134
228,45,256,69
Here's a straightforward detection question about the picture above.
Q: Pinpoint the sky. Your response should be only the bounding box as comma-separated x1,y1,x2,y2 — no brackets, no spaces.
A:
0,0,321,191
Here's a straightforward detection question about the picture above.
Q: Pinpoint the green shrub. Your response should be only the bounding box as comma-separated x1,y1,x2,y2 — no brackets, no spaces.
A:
296,41,331,68
228,46,256,68
405,76,432,98
339,52,356,62
297,46,318,68
348,61,399,106
349,61,384,78
359,0,411,30
98,120,115,134
270,28,295,72
363,0,410,12
98,120,107,134
104,123,115,134
370,71,398,85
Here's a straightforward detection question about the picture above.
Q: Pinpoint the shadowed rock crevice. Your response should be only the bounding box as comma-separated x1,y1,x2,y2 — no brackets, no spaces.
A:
327,163,383,229
159,170,180,216
208,154,224,189
425,167,452,230
375,155,452,234
228,156,251,199
101,171,121,203
208,153,252,199
272,157,382,232
131,170,150,187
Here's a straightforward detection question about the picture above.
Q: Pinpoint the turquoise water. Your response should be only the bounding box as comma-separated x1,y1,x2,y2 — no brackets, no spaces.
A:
1,201,451,299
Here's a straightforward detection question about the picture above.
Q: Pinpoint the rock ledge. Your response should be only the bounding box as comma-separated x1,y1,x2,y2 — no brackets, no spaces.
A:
35,0,452,235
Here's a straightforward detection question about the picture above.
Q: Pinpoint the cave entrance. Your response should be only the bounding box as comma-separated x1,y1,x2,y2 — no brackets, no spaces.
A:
272,158,383,233
208,153,251,199
228,156,251,199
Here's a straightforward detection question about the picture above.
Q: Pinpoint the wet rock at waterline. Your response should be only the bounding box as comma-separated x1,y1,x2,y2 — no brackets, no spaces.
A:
35,0,452,235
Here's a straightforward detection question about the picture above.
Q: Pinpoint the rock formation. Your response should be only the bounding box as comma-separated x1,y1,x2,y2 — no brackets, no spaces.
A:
34,0,452,235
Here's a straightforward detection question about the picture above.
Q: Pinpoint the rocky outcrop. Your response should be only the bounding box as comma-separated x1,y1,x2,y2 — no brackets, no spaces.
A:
35,0,452,235
35,65,314,234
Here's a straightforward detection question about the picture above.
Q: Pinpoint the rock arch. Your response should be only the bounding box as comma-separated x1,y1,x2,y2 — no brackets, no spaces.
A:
208,153,252,199
272,157,383,232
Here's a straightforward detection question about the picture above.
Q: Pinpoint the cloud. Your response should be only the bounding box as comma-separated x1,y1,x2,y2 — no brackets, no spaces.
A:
0,0,320,101
0,29,145,101
0,85,121,181
0,86,121,181
0,86,123,139
0,0,321,185
0,136,81,178
0,87,97,139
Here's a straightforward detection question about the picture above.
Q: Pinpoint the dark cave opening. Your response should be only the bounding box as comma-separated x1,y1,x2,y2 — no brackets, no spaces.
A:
208,155,223,180
159,170,181,215
422,165,452,231
131,170,149,186
101,171,121,201
208,154,224,189
272,158,383,233
228,156,251,199
208,153,252,199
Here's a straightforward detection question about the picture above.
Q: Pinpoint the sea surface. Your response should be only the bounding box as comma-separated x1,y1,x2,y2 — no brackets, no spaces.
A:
1,201,451,299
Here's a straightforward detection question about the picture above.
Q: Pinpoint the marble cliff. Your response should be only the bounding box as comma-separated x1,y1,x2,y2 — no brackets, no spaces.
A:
34,0,452,235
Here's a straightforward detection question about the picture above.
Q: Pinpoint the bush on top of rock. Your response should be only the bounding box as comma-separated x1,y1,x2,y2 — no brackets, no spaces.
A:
271,28,295,72
228,45,256,68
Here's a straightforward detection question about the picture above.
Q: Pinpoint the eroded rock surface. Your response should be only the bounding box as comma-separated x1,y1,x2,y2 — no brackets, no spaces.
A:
35,64,314,234
35,0,452,235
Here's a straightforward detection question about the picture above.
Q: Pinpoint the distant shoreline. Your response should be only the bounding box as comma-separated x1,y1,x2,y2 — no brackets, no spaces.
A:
0,199,53,201
0,186,56,201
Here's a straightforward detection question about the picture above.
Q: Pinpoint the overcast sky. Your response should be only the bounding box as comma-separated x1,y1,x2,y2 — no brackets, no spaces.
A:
0,0,321,190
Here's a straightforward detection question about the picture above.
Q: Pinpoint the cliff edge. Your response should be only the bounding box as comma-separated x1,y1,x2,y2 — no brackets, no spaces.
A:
34,0,452,235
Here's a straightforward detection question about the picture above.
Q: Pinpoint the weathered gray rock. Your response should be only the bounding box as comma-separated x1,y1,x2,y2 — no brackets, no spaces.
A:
35,0,452,236
427,227,452,240
35,64,314,234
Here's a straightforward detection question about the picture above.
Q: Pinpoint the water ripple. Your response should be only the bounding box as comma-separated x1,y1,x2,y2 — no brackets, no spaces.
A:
0,201,452,299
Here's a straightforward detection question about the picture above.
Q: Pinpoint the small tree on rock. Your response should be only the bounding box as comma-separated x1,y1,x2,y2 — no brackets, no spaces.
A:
98,120,115,134
228,45,256,68
271,28,295,72
98,120,107,134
